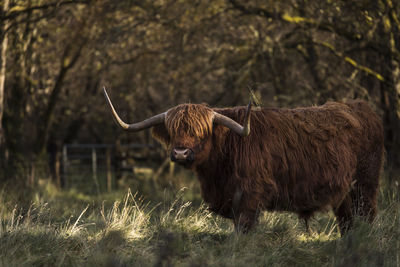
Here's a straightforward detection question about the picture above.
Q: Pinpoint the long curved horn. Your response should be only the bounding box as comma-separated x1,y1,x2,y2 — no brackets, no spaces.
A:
103,87,166,131
213,101,251,137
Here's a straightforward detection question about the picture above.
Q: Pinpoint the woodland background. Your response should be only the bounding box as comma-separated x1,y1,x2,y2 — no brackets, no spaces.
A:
0,1,399,266
1,0,399,186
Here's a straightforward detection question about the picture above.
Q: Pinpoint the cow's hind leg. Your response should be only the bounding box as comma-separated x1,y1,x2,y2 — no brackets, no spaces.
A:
350,181,379,223
335,149,382,235
352,149,382,223
334,195,354,235
334,181,379,235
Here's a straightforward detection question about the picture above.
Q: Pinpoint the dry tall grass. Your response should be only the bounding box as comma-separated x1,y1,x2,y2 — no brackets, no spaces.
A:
0,176,399,266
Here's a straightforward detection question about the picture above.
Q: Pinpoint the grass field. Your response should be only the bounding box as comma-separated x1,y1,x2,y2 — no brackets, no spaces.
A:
0,171,399,267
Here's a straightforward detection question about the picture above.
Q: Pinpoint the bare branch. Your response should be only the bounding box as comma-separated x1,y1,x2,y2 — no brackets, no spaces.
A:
1,0,88,21
315,41,385,82
228,0,362,42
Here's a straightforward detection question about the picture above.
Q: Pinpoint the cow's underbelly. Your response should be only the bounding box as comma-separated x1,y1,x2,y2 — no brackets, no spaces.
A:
198,169,352,221
264,177,350,216
208,202,234,219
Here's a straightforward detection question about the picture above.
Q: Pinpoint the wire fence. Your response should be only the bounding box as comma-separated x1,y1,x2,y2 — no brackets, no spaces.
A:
59,143,165,194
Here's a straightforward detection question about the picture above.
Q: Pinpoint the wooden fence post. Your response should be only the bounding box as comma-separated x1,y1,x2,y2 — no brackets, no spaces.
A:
92,148,100,194
55,149,61,188
62,145,68,187
106,147,112,192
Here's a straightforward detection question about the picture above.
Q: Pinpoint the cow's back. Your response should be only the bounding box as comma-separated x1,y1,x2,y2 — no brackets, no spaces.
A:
210,101,383,216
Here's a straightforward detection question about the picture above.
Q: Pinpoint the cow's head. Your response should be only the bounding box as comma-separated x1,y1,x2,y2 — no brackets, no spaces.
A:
103,87,251,168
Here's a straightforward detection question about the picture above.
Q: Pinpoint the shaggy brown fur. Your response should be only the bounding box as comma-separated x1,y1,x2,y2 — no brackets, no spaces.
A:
165,104,214,139
152,100,384,234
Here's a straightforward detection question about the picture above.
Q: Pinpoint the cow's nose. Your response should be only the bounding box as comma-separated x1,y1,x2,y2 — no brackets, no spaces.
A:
173,148,190,160
171,148,194,162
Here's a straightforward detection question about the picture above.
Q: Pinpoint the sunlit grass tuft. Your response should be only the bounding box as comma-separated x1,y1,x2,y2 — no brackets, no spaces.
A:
0,177,399,266
99,189,151,240
159,188,223,235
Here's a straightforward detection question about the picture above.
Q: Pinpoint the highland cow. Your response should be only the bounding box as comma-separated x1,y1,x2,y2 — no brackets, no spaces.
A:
104,88,384,234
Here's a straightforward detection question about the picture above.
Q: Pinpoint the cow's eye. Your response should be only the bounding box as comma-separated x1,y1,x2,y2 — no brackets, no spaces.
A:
199,135,208,141
194,140,205,150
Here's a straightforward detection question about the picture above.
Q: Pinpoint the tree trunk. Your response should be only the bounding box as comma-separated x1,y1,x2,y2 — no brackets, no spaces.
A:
379,52,400,186
0,0,10,171
35,42,85,156
2,11,37,181
379,11,400,185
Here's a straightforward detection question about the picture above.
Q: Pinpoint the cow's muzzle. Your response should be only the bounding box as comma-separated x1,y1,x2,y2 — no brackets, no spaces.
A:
170,148,194,164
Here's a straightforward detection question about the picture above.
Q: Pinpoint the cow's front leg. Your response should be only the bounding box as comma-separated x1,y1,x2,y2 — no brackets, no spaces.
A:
233,210,259,233
231,188,260,233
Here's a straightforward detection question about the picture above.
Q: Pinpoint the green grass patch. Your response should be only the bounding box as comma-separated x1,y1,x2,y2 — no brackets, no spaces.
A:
0,173,399,266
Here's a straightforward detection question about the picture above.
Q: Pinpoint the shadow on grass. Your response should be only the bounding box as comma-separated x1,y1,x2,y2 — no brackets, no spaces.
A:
0,228,87,266
0,174,399,266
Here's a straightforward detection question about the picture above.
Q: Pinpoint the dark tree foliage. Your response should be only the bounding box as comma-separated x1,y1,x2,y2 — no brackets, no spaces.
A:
0,0,399,186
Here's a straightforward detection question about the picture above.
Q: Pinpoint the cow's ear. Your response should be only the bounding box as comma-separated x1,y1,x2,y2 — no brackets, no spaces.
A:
152,124,170,147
